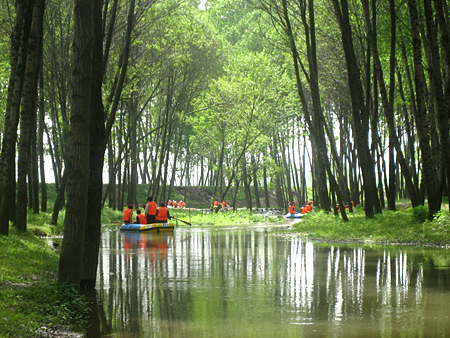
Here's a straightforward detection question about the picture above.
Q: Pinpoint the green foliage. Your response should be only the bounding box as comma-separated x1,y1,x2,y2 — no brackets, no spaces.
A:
0,231,87,337
412,205,430,223
101,207,123,224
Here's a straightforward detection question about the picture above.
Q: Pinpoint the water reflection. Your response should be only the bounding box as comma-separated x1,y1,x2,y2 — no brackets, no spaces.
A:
92,227,450,337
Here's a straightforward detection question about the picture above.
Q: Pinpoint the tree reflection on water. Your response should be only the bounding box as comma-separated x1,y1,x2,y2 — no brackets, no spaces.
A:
90,226,450,337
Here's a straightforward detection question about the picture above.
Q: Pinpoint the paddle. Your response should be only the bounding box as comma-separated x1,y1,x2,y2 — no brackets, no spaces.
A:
171,217,192,226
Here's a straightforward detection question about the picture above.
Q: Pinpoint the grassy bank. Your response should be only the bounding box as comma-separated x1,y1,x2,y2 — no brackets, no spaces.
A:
292,206,450,246
0,228,87,338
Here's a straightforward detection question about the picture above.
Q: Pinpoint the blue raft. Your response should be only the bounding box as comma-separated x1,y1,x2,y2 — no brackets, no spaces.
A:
285,213,304,219
120,222,175,232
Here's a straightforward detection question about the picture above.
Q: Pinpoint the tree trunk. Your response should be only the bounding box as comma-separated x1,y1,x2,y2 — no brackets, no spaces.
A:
81,0,106,291
58,0,93,290
407,0,440,216
38,62,47,212
16,0,45,231
332,0,380,218
423,0,449,213
263,165,270,208
0,0,35,235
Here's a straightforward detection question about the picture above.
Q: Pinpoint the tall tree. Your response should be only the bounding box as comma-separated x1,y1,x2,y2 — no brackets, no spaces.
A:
331,0,381,218
58,0,93,289
0,0,35,235
15,0,45,231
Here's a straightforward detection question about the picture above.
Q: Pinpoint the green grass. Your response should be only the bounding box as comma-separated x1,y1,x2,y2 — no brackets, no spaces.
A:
169,208,277,226
0,228,87,338
293,206,450,246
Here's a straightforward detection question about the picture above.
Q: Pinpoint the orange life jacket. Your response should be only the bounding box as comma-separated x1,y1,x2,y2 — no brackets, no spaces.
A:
214,201,219,207
137,213,146,224
155,207,168,221
306,204,312,212
301,207,307,214
123,208,133,222
147,201,157,215
289,205,295,214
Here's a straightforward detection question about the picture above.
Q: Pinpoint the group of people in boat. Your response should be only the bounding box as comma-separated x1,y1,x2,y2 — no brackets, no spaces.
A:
123,196,178,224
288,200,314,215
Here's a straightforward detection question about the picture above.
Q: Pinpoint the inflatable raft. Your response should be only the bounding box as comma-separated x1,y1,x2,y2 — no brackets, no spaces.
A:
285,213,304,219
120,222,175,233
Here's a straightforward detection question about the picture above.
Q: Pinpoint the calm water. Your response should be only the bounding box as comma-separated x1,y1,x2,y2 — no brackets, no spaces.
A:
89,224,450,337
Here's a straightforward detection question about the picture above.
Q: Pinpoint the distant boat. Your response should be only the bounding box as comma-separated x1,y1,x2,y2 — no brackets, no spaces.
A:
285,213,304,219
120,222,175,233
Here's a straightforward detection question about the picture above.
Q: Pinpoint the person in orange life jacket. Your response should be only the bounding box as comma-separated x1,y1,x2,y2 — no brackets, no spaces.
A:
301,205,307,214
178,200,186,208
213,199,219,207
222,200,226,207
167,200,172,207
173,200,178,208
306,202,312,213
145,196,157,224
288,202,295,214
123,204,133,224
155,202,173,223
136,209,147,224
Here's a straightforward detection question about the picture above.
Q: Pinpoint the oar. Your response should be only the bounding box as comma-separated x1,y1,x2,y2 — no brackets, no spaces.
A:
171,217,192,226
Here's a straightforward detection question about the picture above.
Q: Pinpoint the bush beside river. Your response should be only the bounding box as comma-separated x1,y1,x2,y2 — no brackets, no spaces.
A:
1,204,449,337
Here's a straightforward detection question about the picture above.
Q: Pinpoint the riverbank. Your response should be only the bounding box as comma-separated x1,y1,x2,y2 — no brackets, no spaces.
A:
290,206,450,247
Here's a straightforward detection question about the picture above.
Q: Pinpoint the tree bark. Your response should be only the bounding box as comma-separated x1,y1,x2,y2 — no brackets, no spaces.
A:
38,62,47,212
0,0,35,235
332,0,380,218
407,0,440,216
58,0,93,290
16,0,45,231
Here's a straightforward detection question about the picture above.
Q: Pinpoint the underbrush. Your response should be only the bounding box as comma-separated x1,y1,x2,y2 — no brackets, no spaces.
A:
0,229,87,337
294,207,450,246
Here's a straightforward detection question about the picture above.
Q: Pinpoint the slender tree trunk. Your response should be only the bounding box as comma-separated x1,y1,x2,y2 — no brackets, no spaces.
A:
263,165,270,208
38,62,47,212
0,0,35,235
423,0,449,212
407,0,440,216
332,0,380,218
16,0,45,230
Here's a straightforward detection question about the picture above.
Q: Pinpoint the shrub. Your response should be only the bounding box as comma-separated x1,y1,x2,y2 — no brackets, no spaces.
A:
412,205,429,223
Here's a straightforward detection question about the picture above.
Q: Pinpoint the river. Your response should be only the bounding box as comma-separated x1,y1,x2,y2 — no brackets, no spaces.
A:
87,223,450,337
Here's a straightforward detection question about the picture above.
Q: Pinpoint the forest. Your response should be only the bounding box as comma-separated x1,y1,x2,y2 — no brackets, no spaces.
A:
1,0,449,290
